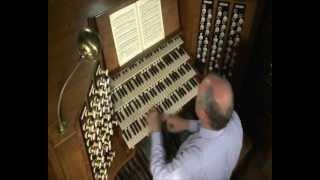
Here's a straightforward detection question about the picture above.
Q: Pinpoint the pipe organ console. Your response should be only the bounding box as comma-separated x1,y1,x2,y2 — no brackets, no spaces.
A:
48,0,262,179
79,33,199,179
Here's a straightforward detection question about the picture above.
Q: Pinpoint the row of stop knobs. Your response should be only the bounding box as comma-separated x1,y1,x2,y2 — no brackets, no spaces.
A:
81,64,118,180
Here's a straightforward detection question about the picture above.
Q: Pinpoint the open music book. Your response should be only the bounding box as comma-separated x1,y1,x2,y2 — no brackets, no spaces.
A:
109,0,165,66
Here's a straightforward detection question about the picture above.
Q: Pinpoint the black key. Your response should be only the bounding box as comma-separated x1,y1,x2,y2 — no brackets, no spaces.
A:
179,88,185,96
181,66,187,75
135,76,141,85
181,87,187,95
153,65,158,74
167,98,173,107
123,86,128,95
142,71,148,80
169,73,175,81
117,90,122,99
184,83,190,91
119,87,125,97
153,87,158,96
162,101,168,110
128,105,133,115
124,86,129,94
185,63,192,71
142,93,148,102
187,82,192,91
137,74,144,83
167,77,173,85
131,123,137,135
133,78,139,86
161,81,166,89
129,103,135,113
171,51,178,60
149,88,155,97
150,87,156,96
157,83,163,91
146,92,151,101
133,100,139,109
159,84,164,92
164,78,170,86
154,65,159,73
164,98,170,108
157,62,164,70
123,108,129,117
139,95,145,104
150,65,156,76
173,92,179,102
174,49,181,58
140,118,146,127
119,111,125,121
142,116,147,124
115,112,121,122
145,93,151,101
175,89,182,98
122,130,129,141
155,83,161,92
114,93,119,102
130,125,137,135
190,79,197,87
158,104,164,112
111,94,116,102
126,106,132,115
166,98,172,108
136,99,142,108
127,129,132,139
125,83,132,92
128,81,134,91
136,120,142,130
145,71,151,79
134,122,140,132
130,81,135,90
171,50,177,58
111,95,115,104
160,61,166,68
170,72,176,81
187,82,193,90
163,56,170,65
180,66,186,75
175,71,181,78
170,94,176,103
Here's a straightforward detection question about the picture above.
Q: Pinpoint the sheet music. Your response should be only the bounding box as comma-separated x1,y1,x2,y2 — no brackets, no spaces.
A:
137,0,165,49
109,3,143,66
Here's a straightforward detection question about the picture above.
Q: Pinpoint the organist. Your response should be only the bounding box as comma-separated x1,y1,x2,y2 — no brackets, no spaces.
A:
147,73,243,180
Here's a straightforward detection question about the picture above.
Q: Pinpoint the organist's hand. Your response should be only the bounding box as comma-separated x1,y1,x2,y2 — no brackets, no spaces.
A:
163,115,188,133
147,108,162,133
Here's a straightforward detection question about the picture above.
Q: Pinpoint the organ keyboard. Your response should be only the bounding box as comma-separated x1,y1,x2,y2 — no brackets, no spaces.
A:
79,34,199,179
110,35,199,149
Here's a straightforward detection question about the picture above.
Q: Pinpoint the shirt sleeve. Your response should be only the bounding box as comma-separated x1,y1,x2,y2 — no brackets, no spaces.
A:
150,132,199,180
188,120,201,133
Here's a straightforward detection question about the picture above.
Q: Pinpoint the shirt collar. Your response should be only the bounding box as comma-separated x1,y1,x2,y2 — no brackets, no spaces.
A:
199,127,224,138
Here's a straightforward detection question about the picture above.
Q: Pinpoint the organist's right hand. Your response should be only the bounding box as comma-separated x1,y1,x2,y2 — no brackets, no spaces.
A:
163,115,189,133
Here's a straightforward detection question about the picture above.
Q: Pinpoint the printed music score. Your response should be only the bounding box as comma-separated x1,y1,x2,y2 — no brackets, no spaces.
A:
109,0,165,66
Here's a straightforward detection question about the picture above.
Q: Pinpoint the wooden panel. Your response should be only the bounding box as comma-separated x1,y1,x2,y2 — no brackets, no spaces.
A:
49,143,66,180
179,0,202,62
54,132,93,180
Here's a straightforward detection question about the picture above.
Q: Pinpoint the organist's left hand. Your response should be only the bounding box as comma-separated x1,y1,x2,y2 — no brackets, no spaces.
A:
147,108,162,133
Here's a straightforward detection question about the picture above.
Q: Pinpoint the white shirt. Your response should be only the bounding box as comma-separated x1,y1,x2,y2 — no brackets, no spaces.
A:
150,111,243,180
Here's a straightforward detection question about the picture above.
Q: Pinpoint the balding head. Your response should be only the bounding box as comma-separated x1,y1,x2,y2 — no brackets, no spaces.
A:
195,73,234,130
